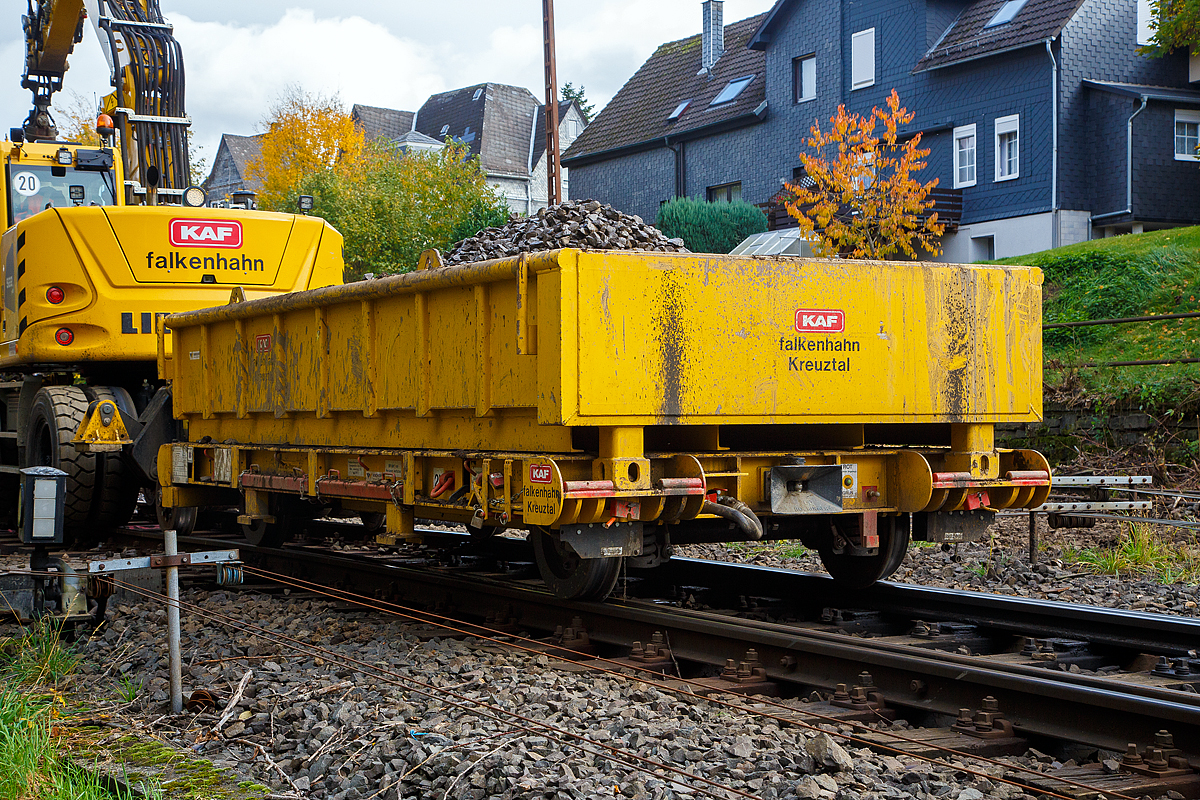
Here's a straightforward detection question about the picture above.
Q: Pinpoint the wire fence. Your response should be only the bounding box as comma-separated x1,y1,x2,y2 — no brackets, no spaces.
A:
1044,311,1200,369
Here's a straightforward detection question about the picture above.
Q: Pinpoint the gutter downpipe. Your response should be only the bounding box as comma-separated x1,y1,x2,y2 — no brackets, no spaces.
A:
1090,95,1148,232
1045,39,1058,247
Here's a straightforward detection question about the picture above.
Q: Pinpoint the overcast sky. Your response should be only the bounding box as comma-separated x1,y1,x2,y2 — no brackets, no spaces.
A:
0,1,776,174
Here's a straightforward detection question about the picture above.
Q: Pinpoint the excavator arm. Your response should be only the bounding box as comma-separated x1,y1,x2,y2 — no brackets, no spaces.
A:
20,0,191,203
20,0,87,140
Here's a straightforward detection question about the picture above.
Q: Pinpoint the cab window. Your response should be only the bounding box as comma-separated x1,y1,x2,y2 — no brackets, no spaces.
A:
9,163,116,226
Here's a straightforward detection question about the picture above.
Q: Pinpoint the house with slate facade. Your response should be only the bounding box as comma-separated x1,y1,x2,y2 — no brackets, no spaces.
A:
414,84,587,214
203,133,265,202
204,88,586,215
562,0,1200,260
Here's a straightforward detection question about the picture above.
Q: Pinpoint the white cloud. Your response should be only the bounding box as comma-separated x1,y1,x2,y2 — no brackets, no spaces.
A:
176,10,446,155
0,1,777,177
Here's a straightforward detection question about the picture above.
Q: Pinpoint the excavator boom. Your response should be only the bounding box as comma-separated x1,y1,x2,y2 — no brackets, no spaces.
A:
21,0,189,200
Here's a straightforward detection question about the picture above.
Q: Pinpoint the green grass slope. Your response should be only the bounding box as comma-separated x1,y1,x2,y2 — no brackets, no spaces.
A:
992,226,1200,411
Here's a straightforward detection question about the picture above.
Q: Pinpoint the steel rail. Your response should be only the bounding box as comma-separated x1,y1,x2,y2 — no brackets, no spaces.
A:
106,576,754,800
140,530,1200,762
232,562,1114,800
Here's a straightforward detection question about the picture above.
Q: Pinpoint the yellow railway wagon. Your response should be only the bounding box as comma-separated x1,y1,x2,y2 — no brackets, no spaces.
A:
156,248,1050,598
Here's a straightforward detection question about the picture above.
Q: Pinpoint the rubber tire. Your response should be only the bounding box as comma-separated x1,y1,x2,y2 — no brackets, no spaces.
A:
530,529,622,601
155,483,197,536
23,386,97,529
85,386,140,530
817,517,910,590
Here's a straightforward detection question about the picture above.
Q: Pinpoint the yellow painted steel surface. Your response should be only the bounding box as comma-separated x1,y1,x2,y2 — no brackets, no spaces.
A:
1,192,344,369
164,249,1043,437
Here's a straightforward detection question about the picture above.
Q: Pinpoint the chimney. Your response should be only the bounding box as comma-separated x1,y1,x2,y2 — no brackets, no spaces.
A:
701,0,724,73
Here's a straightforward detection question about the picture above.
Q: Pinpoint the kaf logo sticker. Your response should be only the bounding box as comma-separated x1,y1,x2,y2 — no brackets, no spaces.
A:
794,309,845,333
170,219,243,249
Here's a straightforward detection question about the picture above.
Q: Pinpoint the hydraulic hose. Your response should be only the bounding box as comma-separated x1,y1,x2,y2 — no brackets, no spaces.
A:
702,496,764,541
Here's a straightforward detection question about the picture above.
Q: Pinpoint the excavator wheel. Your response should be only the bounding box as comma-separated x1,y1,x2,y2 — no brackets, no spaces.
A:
23,386,97,531
85,386,140,531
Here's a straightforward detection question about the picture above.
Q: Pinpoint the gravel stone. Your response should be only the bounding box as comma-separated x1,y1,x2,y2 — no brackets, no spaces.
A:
12,547,1071,800
806,731,854,772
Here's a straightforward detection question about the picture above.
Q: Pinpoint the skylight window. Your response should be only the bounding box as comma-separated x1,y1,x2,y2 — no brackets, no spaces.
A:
709,75,754,106
668,100,692,121
440,124,450,136
985,0,1029,28
472,88,483,101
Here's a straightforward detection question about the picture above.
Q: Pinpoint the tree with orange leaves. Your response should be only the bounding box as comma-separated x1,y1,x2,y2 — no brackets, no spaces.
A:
247,86,367,211
784,89,944,259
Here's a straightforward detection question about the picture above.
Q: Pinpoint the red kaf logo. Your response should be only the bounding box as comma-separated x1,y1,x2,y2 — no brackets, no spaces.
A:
170,218,243,249
794,309,845,333
255,334,272,353
529,464,552,484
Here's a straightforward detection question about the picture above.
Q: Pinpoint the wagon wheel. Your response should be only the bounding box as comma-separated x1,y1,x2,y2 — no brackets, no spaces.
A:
530,529,621,601
817,517,909,589
155,483,197,537
241,517,284,547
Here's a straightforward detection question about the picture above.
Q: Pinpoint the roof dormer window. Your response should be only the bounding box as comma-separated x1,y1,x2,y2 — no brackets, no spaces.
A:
985,0,1029,28
709,74,754,106
668,100,692,121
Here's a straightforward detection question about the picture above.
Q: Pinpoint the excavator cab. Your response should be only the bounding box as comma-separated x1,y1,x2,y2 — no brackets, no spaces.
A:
6,139,120,226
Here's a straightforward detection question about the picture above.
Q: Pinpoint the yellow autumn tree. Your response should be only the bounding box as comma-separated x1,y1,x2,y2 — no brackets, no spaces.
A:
299,139,510,279
785,89,944,259
247,86,366,210
52,90,102,146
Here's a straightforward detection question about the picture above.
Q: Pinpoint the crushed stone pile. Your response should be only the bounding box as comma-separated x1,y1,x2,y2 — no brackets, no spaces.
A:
444,199,688,264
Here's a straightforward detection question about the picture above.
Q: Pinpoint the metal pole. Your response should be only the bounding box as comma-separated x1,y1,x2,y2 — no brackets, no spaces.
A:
164,528,183,714
1028,511,1038,566
542,0,562,205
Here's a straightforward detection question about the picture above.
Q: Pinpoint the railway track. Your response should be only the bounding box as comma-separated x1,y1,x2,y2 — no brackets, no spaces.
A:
101,522,1200,799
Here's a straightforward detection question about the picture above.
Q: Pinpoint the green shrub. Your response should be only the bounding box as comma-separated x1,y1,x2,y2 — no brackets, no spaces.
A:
655,197,768,254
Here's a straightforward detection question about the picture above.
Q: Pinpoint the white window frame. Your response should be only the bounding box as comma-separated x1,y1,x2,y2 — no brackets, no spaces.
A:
794,54,816,103
851,28,875,90
994,114,1020,182
953,124,977,189
1137,0,1155,46
1175,109,1200,161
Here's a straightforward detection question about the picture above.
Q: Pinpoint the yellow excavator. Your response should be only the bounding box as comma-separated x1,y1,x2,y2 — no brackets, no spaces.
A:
1,1,345,537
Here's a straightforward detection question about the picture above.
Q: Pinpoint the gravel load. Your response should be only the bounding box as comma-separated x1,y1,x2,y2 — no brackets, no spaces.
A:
57,587,1035,800
444,200,689,265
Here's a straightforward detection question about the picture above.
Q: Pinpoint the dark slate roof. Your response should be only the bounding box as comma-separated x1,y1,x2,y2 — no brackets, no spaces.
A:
206,133,265,192
1083,80,1200,103
562,13,767,163
394,129,444,147
222,133,263,174
416,83,540,176
531,100,575,168
351,104,415,140
913,0,1086,72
